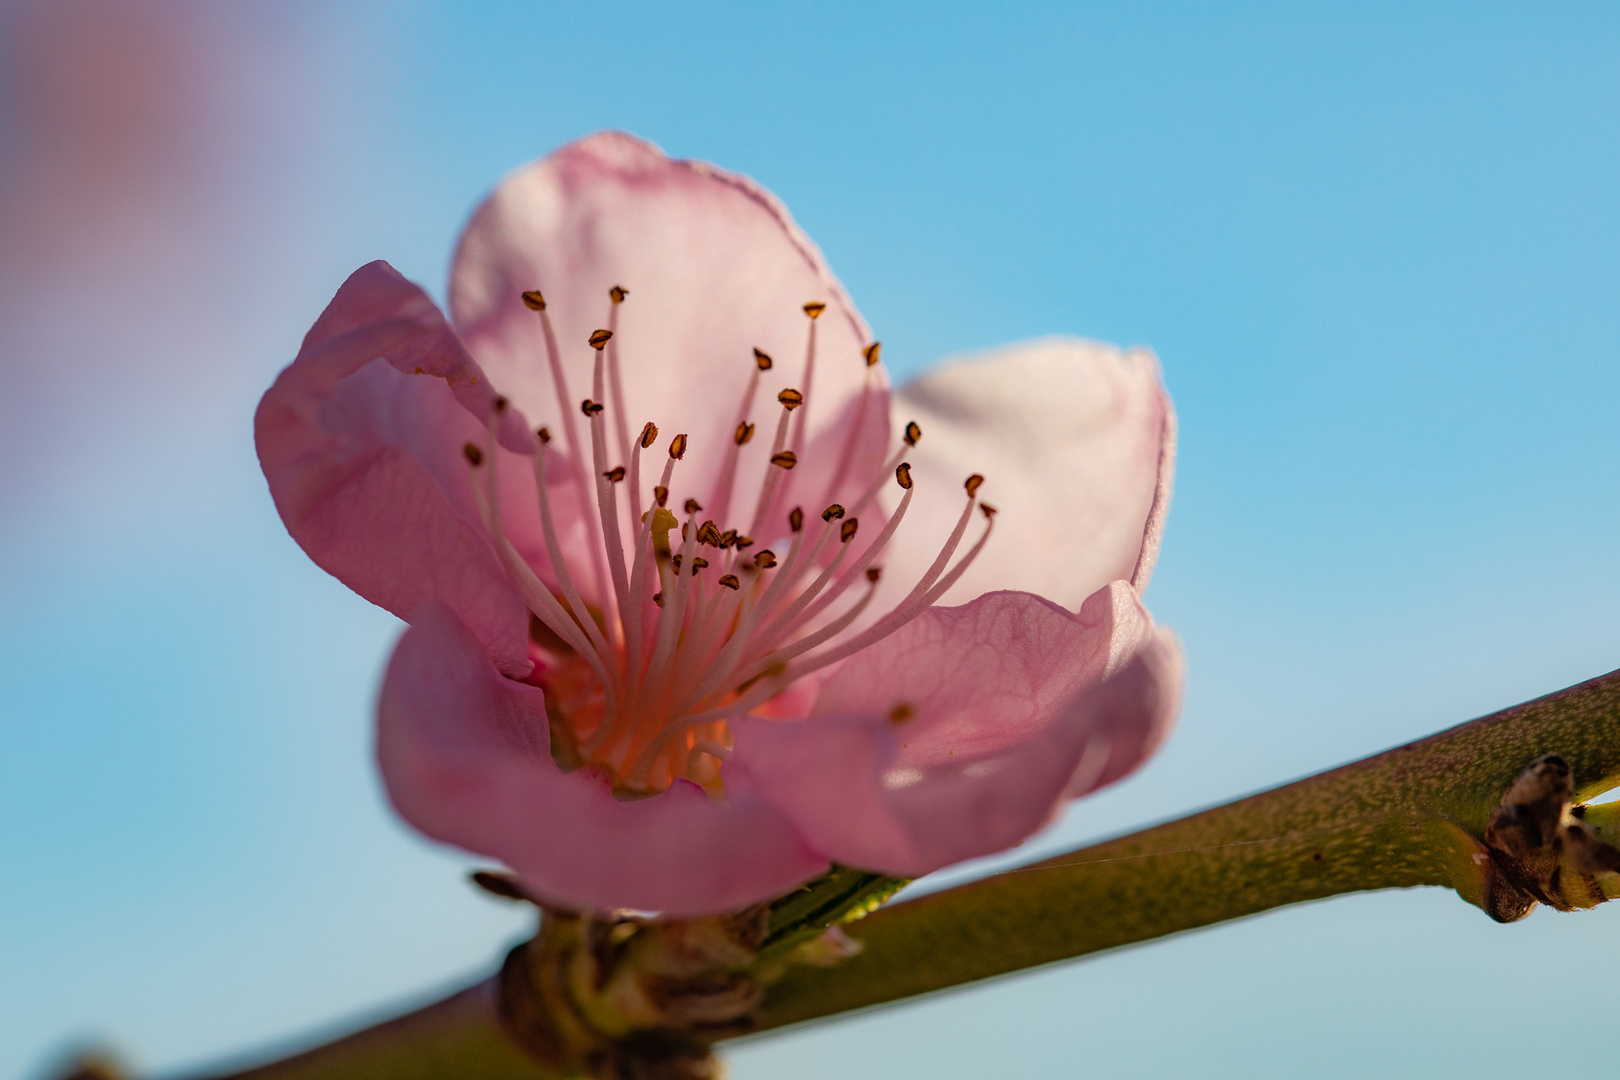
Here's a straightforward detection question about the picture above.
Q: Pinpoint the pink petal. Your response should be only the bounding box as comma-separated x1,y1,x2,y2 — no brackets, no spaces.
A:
728,583,1183,877
449,132,890,555
377,601,830,915
884,338,1175,610
255,261,544,676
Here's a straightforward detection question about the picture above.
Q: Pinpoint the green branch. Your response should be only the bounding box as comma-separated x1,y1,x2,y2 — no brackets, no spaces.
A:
172,668,1620,1080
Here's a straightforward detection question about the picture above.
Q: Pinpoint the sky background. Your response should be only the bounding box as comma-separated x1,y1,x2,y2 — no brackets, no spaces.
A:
3,1,1618,1077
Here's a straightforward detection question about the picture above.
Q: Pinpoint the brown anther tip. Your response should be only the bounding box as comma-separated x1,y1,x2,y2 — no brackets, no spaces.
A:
865,566,882,583
581,399,604,417
821,503,846,522
864,342,882,367
605,466,626,483
840,518,859,542
754,549,778,569
895,462,913,490
980,503,998,519
734,421,756,445
652,591,664,607
803,301,827,318
669,433,688,460
777,388,805,410
964,473,985,497
672,554,683,571
734,535,755,549
588,329,613,350
718,529,738,548
462,443,483,467
653,485,669,507
639,421,658,448
698,520,722,546
788,507,804,532
904,420,922,446
690,557,710,575
718,574,740,590
520,290,547,311
770,450,798,469
684,498,703,514
493,395,509,413
536,426,552,444
609,285,629,304
753,347,773,370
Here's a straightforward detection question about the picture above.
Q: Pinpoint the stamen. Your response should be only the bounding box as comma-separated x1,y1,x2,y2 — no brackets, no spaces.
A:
604,466,625,482
778,388,804,410
747,399,798,537
864,342,881,366
840,518,859,543
462,443,483,467
896,462,913,489
586,338,633,650
905,421,922,446
670,433,688,459
718,575,740,590
771,451,798,469
654,485,669,506
789,507,804,532
822,504,846,521
754,550,777,569
525,289,613,642
709,351,769,525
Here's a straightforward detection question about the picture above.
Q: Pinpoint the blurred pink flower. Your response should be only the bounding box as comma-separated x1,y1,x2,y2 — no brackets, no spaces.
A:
256,132,1183,915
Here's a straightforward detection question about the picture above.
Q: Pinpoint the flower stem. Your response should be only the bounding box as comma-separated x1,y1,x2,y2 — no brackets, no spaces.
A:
177,667,1620,1080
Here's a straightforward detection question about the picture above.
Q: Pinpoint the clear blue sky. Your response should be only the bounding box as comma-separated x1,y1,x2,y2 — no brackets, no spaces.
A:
3,2,1618,1077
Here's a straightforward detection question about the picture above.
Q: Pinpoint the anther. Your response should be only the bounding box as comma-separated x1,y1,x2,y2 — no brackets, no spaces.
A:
494,395,509,413
895,462,913,489
589,329,613,350
788,507,804,532
718,574,740,590
581,399,604,417
521,290,547,311
605,466,626,483
904,421,922,446
733,535,754,549
609,285,629,304
864,342,881,367
865,566,882,583
980,503,998,519
964,473,985,497
718,529,738,548
754,549,778,569
803,301,826,318
639,422,658,448
697,521,722,546
778,388,804,410
653,485,669,507
462,443,483,467
840,518,859,543
734,421,755,446
672,554,683,572
536,427,552,444
690,557,709,575
821,504,846,522
652,592,664,607
684,498,703,514
771,450,798,469
753,347,773,371
669,433,688,460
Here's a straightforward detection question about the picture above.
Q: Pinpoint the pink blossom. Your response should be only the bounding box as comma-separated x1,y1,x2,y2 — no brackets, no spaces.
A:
256,132,1183,916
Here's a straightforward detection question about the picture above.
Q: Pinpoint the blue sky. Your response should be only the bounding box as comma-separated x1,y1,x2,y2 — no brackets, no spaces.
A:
3,3,1618,1077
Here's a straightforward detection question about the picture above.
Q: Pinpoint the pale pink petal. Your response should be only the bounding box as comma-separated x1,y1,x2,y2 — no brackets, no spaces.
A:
727,583,1183,877
450,131,890,555
377,601,830,915
256,260,545,676
883,337,1174,610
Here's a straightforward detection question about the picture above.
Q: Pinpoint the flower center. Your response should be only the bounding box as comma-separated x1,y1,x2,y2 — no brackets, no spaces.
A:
466,287,995,796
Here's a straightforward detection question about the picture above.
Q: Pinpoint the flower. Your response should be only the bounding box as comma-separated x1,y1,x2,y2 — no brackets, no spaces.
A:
256,132,1183,916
